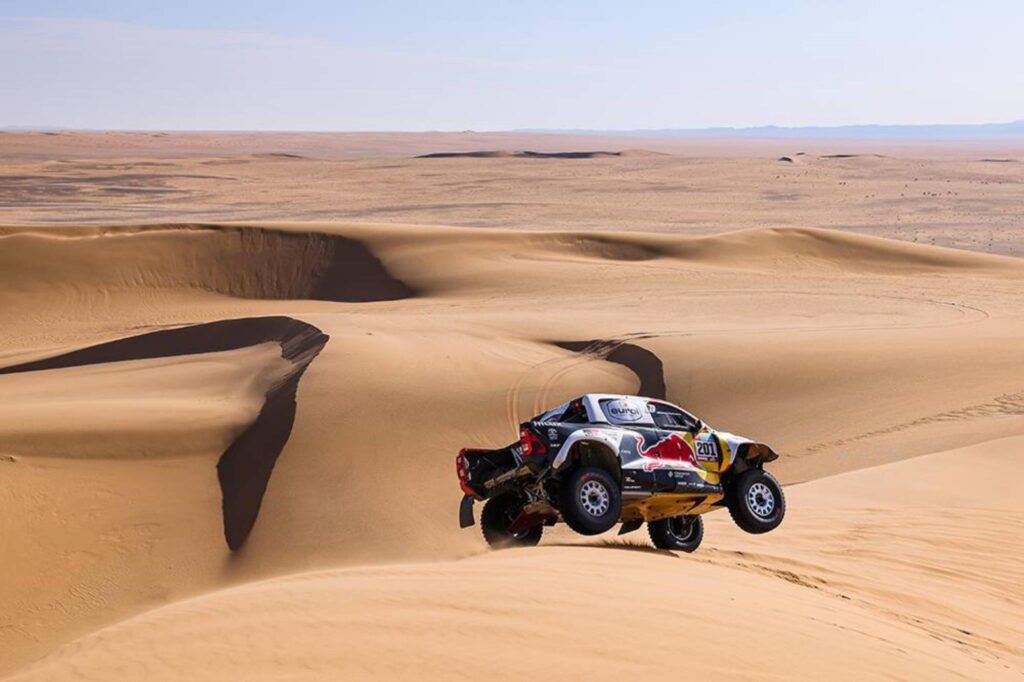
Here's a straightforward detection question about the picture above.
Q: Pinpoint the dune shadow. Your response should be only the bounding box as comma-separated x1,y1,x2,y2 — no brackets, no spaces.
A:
554,339,666,399
306,232,416,302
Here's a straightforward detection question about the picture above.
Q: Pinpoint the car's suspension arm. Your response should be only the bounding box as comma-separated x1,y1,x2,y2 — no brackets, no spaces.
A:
483,464,533,490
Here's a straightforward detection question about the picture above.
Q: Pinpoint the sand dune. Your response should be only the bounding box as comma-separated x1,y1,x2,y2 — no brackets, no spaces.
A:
8,438,1023,681
0,315,331,549
3,215,1024,678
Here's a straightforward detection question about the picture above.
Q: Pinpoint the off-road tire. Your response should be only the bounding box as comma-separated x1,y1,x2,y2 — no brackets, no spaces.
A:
727,469,785,534
480,493,543,548
648,515,704,552
558,466,622,536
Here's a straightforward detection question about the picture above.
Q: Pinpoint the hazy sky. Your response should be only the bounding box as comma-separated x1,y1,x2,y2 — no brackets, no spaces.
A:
2,1,1023,130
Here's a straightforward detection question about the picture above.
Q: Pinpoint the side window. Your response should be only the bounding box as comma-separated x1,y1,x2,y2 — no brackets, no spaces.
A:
557,400,589,424
649,401,699,432
599,397,653,425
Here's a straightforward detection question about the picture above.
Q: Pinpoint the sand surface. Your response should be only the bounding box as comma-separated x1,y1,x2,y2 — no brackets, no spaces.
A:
9,439,1024,681
1,133,1023,679
3,131,1024,255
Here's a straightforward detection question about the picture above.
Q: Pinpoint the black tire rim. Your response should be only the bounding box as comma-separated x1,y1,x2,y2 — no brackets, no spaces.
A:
667,516,697,542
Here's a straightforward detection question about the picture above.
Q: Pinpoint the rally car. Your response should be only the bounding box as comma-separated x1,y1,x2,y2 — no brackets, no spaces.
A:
456,394,784,552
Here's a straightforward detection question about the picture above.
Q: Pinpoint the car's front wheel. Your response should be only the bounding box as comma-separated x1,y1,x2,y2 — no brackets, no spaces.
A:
648,514,704,552
559,466,622,536
480,493,543,548
727,469,785,534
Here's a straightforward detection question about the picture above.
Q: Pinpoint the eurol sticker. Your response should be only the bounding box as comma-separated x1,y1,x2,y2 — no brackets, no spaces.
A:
606,398,645,423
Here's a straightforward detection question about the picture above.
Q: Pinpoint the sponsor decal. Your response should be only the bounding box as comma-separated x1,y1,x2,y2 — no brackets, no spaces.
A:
638,459,692,472
605,398,645,423
633,432,697,471
694,439,719,462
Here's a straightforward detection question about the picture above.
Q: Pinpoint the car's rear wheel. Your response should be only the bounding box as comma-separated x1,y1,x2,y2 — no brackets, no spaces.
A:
648,514,704,552
727,469,785,534
480,493,543,548
558,466,622,536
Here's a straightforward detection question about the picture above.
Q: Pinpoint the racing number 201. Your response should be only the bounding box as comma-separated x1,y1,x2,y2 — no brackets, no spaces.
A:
695,440,718,459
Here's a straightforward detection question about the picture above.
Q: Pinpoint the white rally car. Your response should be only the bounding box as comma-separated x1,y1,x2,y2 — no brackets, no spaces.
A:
456,394,785,552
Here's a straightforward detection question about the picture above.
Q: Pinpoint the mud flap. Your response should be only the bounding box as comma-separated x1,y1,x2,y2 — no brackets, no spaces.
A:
459,495,475,528
618,519,643,535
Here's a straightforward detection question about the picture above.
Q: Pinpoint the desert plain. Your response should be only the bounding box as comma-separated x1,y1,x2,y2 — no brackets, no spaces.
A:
1,131,1023,680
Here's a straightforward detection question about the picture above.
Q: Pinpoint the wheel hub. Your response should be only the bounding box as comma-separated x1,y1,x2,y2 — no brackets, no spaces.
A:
746,482,775,518
579,480,611,516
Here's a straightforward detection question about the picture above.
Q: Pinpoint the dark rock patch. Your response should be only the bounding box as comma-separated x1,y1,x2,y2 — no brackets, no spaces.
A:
417,150,637,159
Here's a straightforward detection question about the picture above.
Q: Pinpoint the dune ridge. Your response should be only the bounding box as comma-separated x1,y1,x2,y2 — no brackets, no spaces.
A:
3,224,1021,306
0,225,415,304
0,316,330,550
214,319,329,550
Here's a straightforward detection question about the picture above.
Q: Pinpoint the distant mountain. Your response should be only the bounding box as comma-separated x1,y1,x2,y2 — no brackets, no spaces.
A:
520,120,1024,139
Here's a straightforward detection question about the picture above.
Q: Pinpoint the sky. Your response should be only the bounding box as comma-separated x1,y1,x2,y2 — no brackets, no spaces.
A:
1,1,1023,131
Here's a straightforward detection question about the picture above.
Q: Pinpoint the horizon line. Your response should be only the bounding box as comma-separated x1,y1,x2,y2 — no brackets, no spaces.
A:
3,118,1024,138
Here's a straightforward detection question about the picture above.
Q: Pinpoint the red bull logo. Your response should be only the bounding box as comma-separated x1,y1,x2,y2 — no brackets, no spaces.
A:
633,433,696,471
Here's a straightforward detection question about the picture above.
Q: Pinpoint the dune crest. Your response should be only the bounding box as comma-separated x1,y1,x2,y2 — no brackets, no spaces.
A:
0,316,330,550
0,226,415,304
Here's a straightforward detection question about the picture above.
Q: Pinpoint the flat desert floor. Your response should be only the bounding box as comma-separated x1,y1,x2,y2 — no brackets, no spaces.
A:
1,132,1023,680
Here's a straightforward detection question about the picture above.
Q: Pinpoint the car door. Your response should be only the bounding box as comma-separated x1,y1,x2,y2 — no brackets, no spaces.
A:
692,428,724,472
644,400,727,472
